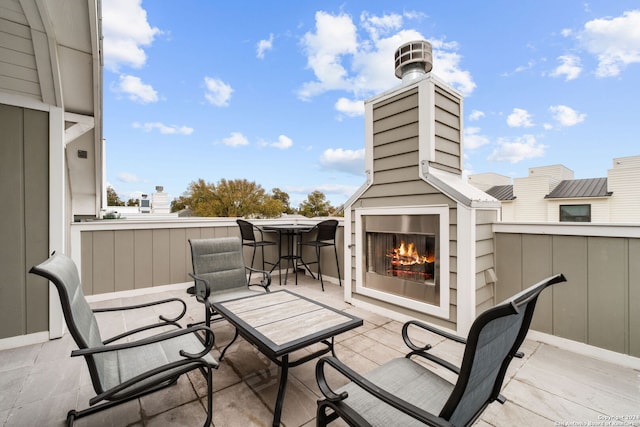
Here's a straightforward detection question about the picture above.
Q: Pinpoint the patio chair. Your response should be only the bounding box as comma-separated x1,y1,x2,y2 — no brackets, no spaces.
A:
29,252,218,427
315,273,567,426
237,219,277,282
188,236,271,353
299,219,341,291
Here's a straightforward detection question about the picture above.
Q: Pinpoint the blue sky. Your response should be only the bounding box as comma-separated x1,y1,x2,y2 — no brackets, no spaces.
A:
102,1,640,207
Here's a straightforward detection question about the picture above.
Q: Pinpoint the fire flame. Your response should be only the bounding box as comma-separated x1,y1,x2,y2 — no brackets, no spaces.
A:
386,241,434,266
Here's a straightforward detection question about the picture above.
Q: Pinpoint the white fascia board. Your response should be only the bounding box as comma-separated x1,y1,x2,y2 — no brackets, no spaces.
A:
64,112,95,145
422,165,501,209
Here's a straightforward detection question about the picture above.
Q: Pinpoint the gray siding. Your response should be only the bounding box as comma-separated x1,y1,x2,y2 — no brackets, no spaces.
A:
495,232,640,357
432,86,462,174
80,226,235,295
0,7,41,100
0,105,49,339
475,210,497,313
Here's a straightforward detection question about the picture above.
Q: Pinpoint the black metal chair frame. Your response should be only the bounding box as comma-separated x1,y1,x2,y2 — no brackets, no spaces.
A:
237,219,277,282
29,252,218,427
299,219,342,291
315,274,567,426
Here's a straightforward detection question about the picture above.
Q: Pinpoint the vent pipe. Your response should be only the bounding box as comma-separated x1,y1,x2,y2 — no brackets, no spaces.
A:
394,40,433,83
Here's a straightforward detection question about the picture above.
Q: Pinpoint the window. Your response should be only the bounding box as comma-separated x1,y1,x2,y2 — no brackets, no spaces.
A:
560,204,591,222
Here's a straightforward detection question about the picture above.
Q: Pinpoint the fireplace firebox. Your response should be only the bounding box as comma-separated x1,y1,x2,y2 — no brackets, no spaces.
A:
355,206,450,317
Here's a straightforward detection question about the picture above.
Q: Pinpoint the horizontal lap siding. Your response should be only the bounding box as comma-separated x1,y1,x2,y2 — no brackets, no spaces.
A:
433,88,462,173
0,14,41,99
495,232,639,357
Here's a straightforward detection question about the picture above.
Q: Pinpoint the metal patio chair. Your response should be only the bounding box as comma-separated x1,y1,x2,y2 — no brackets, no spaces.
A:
236,219,277,282
299,219,341,291
188,236,271,354
29,252,218,427
315,273,567,426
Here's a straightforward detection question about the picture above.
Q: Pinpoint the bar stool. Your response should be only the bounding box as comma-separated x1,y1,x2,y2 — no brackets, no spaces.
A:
299,219,341,291
236,219,277,282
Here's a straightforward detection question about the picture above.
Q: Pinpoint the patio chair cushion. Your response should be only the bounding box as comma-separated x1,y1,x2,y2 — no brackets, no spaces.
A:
335,357,454,427
206,287,266,304
102,333,218,394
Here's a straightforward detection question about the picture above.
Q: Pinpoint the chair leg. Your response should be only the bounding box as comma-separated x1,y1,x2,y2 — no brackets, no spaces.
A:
316,245,324,291
249,245,258,283
203,366,213,427
333,244,342,287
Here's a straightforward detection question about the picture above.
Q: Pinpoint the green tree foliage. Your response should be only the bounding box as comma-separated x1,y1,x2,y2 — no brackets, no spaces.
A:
106,185,125,206
272,187,295,214
298,190,334,217
172,178,285,218
126,198,139,207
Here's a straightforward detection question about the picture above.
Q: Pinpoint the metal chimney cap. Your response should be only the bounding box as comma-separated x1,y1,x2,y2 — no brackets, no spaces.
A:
394,40,433,80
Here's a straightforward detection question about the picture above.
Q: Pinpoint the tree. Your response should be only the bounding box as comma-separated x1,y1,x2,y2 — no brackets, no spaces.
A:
106,185,125,206
171,178,284,218
126,198,139,207
272,188,295,214
298,190,334,217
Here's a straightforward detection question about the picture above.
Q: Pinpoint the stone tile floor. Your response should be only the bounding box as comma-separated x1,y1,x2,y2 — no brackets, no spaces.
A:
1,273,639,427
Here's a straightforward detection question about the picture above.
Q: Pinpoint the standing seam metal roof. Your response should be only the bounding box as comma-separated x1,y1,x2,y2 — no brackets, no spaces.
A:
545,178,611,199
486,185,515,201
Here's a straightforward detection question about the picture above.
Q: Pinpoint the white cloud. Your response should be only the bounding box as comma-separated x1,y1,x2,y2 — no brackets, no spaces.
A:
507,108,534,128
335,98,365,117
298,11,359,100
113,75,158,103
549,105,586,127
578,10,640,77
268,135,293,149
204,77,233,107
132,122,193,135
488,135,546,163
464,127,490,149
117,172,141,183
221,132,249,147
468,110,485,121
257,34,274,59
320,148,365,175
360,11,404,40
297,11,475,100
550,54,583,80
102,0,160,72
430,40,476,95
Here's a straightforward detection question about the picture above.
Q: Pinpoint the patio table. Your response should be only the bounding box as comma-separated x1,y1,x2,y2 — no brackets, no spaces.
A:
262,223,318,286
212,290,363,427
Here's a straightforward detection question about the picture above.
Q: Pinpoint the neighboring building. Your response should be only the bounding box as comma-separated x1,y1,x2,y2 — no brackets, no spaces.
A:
469,155,640,223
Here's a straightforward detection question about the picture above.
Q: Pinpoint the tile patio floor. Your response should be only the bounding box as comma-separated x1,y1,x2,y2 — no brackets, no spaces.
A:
1,273,639,427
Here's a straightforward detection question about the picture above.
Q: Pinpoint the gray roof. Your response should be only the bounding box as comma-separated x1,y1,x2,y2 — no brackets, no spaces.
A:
545,178,611,199
486,185,515,201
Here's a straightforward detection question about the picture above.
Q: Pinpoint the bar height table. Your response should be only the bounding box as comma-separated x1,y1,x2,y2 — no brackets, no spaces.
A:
263,224,317,286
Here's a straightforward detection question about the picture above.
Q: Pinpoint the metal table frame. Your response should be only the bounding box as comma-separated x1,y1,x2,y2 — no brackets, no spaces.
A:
211,290,363,426
263,224,317,286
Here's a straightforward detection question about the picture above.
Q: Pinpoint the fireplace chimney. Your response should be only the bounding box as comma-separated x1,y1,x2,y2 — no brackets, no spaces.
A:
394,40,433,83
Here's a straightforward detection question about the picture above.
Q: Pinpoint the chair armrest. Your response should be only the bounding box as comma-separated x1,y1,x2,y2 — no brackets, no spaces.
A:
93,297,187,323
188,272,211,299
72,325,217,359
402,320,464,375
245,265,271,291
316,357,454,427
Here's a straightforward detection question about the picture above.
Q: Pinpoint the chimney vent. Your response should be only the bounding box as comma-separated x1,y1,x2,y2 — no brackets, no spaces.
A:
394,40,433,83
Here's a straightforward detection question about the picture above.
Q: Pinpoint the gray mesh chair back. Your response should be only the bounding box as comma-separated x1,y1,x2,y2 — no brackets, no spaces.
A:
189,236,248,296
441,274,566,425
29,253,110,391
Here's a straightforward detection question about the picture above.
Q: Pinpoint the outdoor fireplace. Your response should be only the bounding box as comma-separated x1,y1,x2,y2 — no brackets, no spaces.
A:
355,206,450,317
